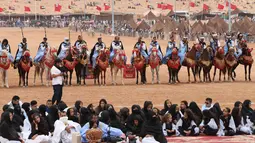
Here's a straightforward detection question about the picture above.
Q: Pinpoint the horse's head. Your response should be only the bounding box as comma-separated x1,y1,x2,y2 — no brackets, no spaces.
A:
151,47,158,57
193,43,201,51
70,46,79,59
172,48,178,55
217,46,224,55
132,49,141,58
49,47,58,57
228,47,235,55
115,50,126,61
22,51,31,63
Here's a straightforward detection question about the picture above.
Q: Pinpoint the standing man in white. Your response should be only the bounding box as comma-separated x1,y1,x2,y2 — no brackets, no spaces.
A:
51,59,64,105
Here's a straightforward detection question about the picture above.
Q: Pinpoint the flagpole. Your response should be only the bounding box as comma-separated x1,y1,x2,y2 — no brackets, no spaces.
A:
111,0,114,36
35,0,37,20
202,1,204,20
228,0,231,32
188,0,191,36
174,0,177,21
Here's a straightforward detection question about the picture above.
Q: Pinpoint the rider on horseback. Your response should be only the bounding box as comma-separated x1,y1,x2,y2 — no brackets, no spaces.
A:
0,39,14,63
162,35,176,64
234,33,244,58
109,36,126,64
74,35,87,54
195,36,206,60
149,36,163,61
178,36,188,65
33,37,48,65
224,33,235,55
14,38,32,68
210,33,220,55
131,37,148,64
90,37,106,69
57,37,71,60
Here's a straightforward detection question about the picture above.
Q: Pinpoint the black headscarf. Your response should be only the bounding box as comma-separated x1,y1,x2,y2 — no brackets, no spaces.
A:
75,100,83,113
126,105,145,134
142,101,153,120
80,107,91,127
202,110,219,126
0,112,21,141
95,99,107,115
241,100,253,124
99,110,110,125
21,102,30,114
210,102,223,119
234,101,242,108
189,101,203,125
169,104,178,122
47,105,59,132
87,104,95,115
160,100,171,115
140,110,167,143
39,104,47,118
231,107,241,128
67,108,79,123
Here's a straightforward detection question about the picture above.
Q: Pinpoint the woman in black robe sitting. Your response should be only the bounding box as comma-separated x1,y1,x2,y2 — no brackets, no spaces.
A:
199,110,219,136
28,113,49,140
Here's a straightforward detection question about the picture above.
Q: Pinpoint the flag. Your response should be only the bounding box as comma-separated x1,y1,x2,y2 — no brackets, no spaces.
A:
226,1,237,9
203,4,209,10
40,6,45,9
162,5,168,10
190,2,195,7
24,6,31,12
9,6,15,10
55,4,62,12
167,4,173,10
96,6,101,11
157,3,162,8
68,5,72,9
218,4,224,10
0,8,3,12
104,5,110,10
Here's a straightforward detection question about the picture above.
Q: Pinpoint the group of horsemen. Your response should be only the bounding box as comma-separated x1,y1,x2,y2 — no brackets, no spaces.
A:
0,32,249,72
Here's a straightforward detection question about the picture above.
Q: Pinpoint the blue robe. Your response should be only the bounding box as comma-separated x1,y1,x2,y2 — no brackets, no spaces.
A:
131,41,148,64
91,42,106,68
178,41,188,65
0,44,14,62
224,40,235,55
210,39,220,54
109,41,126,63
34,42,48,63
15,42,32,61
57,42,70,60
162,41,175,64
234,39,243,58
80,121,123,142
148,41,163,61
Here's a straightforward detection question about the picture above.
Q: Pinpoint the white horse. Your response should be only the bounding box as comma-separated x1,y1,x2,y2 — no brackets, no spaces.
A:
110,49,126,85
149,47,161,84
0,50,11,88
33,47,58,86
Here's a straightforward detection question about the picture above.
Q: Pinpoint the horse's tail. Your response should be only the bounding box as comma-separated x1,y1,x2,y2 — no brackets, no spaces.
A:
35,66,40,77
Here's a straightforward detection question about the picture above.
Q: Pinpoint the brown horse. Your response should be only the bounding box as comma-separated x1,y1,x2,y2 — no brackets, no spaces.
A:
33,47,57,86
198,46,213,82
63,46,79,85
0,50,11,88
225,47,237,81
149,47,161,84
238,44,253,81
94,49,109,85
182,44,201,83
18,50,31,87
167,48,181,84
213,47,226,81
132,49,146,84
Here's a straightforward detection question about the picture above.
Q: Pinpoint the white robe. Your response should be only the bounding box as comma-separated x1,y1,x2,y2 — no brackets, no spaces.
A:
162,123,176,136
175,119,199,136
200,118,218,130
217,116,236,136
21,118,31,140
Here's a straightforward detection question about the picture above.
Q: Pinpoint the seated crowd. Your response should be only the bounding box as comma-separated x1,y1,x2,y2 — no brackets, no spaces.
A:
0,96,255,143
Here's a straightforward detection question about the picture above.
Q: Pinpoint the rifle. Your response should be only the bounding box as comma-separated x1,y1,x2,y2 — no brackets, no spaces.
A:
20,27,24,38
44,27,47,38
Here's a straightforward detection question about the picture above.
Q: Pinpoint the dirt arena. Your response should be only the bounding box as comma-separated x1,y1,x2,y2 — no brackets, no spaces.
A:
0,27,255,111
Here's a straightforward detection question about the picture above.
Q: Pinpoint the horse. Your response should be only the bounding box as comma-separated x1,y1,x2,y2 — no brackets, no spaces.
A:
132,49,146,85
238,44,253,81
0,50,11,88
149,47,161,84
182,44,201,83
198,46,213,82
225,47,238,81
94,49,109,85
167,48,181,84
75,45,90,85
63,46,79,85
213,47,226,81
33,47,58,86
110,49,126,85
18,50,31,87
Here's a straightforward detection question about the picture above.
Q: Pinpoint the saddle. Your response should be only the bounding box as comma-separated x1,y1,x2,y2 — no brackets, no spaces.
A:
214,58,225,70
225,54,237,68
184,57,196,68
20,60,31,72
63,60,78,70
167,57,180,70
0,52,10,70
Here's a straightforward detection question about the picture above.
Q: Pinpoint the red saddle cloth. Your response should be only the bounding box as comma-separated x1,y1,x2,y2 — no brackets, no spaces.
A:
123,64,135,79
86,64,94,79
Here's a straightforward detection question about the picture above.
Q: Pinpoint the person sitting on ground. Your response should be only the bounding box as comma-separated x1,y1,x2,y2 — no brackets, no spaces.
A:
162,113,176,137
160,99,172,115
199,110,219,136
218,107,236,136
95,99,108,115
67,107,79,123
201,98,213,111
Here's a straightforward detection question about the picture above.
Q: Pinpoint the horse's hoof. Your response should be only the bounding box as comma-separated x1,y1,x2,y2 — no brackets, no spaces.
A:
157,81,160,84
5,85,9,88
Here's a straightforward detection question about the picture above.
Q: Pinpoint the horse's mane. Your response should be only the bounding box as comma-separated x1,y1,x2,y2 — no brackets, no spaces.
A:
186,44,197,59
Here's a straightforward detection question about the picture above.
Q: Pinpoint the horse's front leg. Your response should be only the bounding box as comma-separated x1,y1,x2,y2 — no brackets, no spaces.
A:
248,64,252,81
121,68,124,85
156,66,160,84
187,67,190,83
104,70,106,85
101,70,103,85
151,68,154,84
25,71,29,87
111,66,114,85
244,65,247,81
136,70,139,85
213,66,216,81
69,70,73,85
33,67,36,86
4,70,9,88
83,66,86,85
41,68,44,85
168,67,171,84
191,67,196,82
114,68,118,85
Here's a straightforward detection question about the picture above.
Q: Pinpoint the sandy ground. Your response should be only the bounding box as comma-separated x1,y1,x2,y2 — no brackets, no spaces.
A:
0,27,255,111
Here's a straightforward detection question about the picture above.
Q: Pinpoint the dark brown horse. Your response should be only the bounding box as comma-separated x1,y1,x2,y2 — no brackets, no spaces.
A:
167,48,181,84
198,46,213,82
213,47,226,81
63,47,79,85
225,47,237,81
94,49,110,85
238,43,253,81
182,44,201,82
18,50,31,87
75,45,89,85
132,49,146,84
